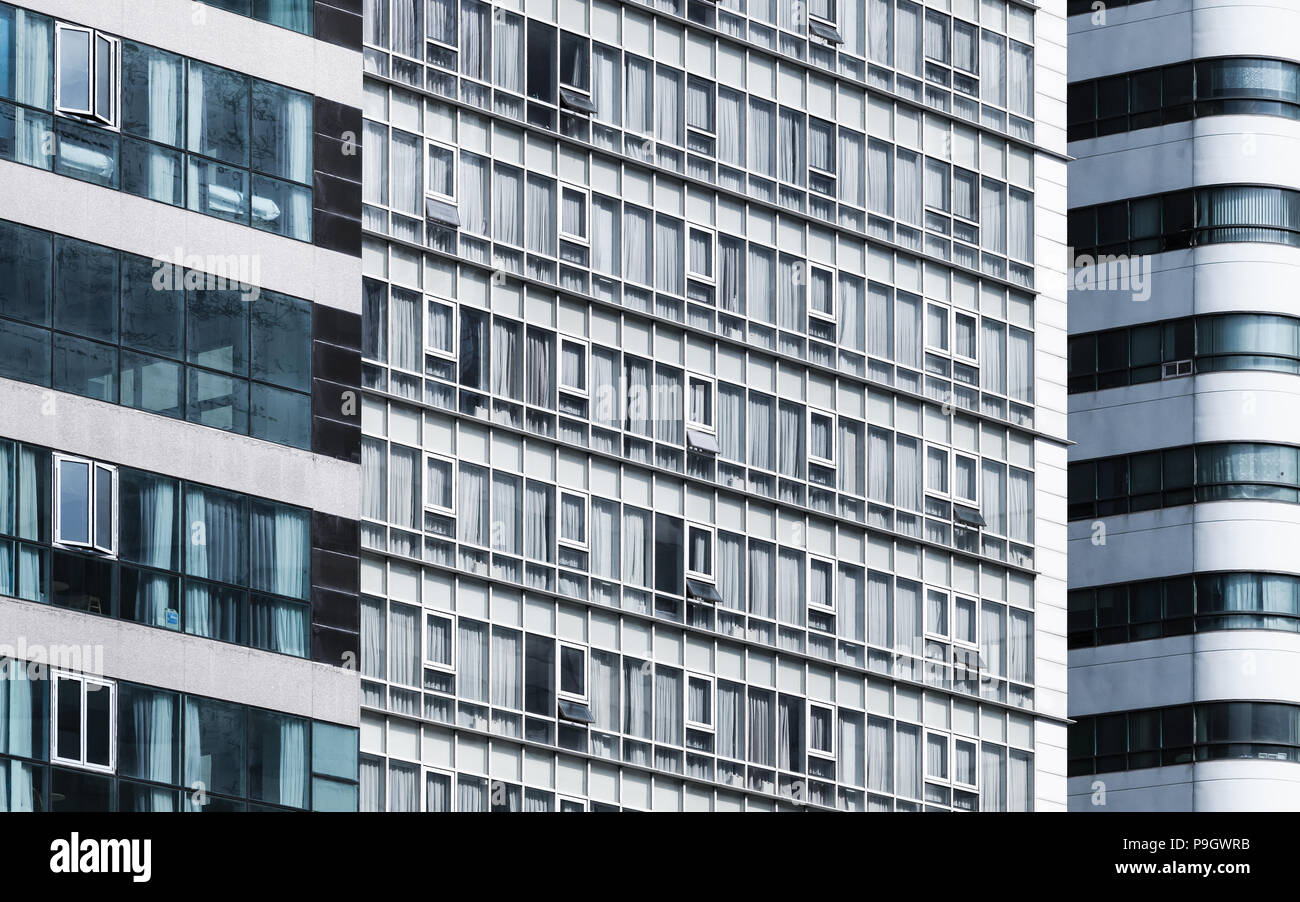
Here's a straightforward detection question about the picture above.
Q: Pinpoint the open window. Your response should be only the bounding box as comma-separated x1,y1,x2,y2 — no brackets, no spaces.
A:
559,336,588,396
808,409,836,467
808,703,836,759
808,556,836,612
954,311,978,361
56,24,119,128
686,522,714,581
427,298,456,360
560,185,589,244
557,643,596,723
688,227,715,282
558,490,588,549
927,445,950,497
53,454,117,556
687,374,715,432
926,304,950,353
954,453,978,503
427,141,455,201
424,454,455,514
686,674,714,731
51,671,115,773
425,612,456,672
809,266,836,323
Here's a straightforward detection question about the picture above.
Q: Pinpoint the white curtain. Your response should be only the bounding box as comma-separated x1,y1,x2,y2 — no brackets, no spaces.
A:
591,196,620,275
491,627,521,709
591,348,618,428
389,603,418,686
593,44,621,125
590,498,618,579
868,139,893,216
623,658,652,738
493,12,523,92
526,330,554,409
1009,467,1033,543
748,540,775,618
590,650,618,730
654,668,682,745
491,472,520,554
838,564,866,642
390,130,422,216
981,744,1007,811
524,481,553,563
625,56,653,135
868,0,892,65
1009,41,1034,117
777,548,805,626
718,385,744,462
777,402,804,479
983,460,1007,536
623,206,652,285
457,463,488,546
748,246,775,325
896,1,922,76
655,216,684,296
655,367,683,445
896,722,921,799
492,164,522,246
896,436,921,511
868,427,893,503
491,320,521,399
839,129,864,207
717,682,744,761
458,620,488,702
747,689,774,766
868,282,893,359
981,602,1007,680
654,66,682,146
982,179,1007,253
867,716,893,792
361,598,385,679
391,0,422,56
1009,608,1033,684
1009,188,1033,262
718,88,745,167
623,508,650,588
747,393,774,470
748,100,775,177
837,712,865,787
389,444,418,529
778,109,805,186
981,320,1007,394
625,358,651,436
459,152,489,235
525,174,556,257
459,0,487,80
717,532,744,611
868,572,892,647
778,254,804,332
896,150,922,226
896,579,923,659
1008,326,1034,398
426,773,451,812
981,31,1007,106
1009,750,1032,811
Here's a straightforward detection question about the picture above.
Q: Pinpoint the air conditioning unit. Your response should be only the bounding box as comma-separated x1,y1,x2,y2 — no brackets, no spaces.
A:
1162,359,1192,378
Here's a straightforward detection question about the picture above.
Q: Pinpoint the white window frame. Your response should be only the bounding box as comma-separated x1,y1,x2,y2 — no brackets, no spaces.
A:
807,408,837,467
686,373,715,433
557,642,589,702
424,0,458,54
808,265,837,324
687,226,715,283
423,611,457,672
685,672,715,731
52,453,117,557
925,730,950,781
953,595,979,649
422,765,456,812
953,736,979,789
925,302,951,353
925,588,951,640
926,443,951,498
423,453,457,515
559,184,590,245
558,489,589,550
50,670,116,774
807,701,836,760
953,453,979,504
558,335,589,396
953,310,979,362
425,297,457,361
55,24,119,129
807,555,837,613
686,521,715,581
425,139,457,202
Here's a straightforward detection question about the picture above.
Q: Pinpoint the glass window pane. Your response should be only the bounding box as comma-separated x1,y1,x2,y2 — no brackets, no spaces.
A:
187,60,250,166
184,696,246,799
247,709,308,808
251,81,312,183
187,368,250,434
187,288,248,375
54,676,80,761
57,458,90,545
52,334,116,402
120,351,183,418
0,220,52,326
54,236,118,343
121,254,184,359
84,681,112,768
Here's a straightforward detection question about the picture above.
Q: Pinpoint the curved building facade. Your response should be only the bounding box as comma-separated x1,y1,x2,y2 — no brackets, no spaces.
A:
1067,0,1300,810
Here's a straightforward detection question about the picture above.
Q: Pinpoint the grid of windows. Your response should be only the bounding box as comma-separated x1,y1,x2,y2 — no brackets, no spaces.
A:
0,219,313,449
0,439,313,658
196,0,315,35
0,662,359,811
0,3,314,240
1069,572,1300,649
356,0,1051,812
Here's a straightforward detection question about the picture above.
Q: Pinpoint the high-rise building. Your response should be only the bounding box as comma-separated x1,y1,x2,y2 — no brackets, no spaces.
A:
1066,1,1300,809
0,0,365,810
355,0,1069,811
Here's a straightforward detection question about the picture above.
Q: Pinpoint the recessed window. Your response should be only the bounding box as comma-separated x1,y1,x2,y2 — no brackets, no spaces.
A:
53,454,117,556
427,299,455,359
51,671,116,773
56,24,119,128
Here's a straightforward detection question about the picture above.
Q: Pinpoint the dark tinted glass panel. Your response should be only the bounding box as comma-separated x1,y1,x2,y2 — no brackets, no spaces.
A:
121,254,184,359
0,220,52,326
183,696,246,799
54,236,118,343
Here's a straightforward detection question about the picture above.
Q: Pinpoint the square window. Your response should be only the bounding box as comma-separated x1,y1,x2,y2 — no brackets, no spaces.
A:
51,671,116,773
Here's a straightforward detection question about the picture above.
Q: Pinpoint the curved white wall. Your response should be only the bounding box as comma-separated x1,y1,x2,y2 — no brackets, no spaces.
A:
1069,761,1300,811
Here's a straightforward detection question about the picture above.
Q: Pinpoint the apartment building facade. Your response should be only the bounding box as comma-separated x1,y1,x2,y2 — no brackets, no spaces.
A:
355,0,1070,811
1067,0,1300,810
0,0,364,810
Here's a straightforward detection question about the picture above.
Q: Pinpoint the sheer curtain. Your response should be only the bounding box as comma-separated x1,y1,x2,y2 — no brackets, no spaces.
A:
623,658,652,738
717,682,744,761
129,473,176,626
389,130,422,216
491,472,521,555
981,744,1007,811
748,100,775,177
981,32,1007,106
623,207,652,285
896,579,923,665
492,164,522,246
655,367,683,445
982,179,1007,253
1009,189,1033,262
1009,467,1033,543
777,695,803,773
388,445,419,529
459,0,488,80
1009,327,1033,402
654,216,684,296
591,196,620,275
623,508,650,588
777,549,805,626
748,540,775,619
388,603,418,686
981,320,1007,394
525,175,556,257
868,282,893,359
1009,609,1033,685
491,626,522,710
868,0,893,68
778,255,804,332
1009,749,1032,811
654,668,682,745
747,689,774,766
493,12,523,93
777,402,805,480
840,421,864,495
981,602,1007,681
777,109,805,186
457,464,488,546
359,757,383,811
361,598,385,679
391,0,422,57
718,384,744,462
426,773,451,812
590,498,618,580
868,139,893,216
590,649,618,730
717,88,745,166
748,246,775,324
459,152,489,235
896,436,921,511
747,394,774,470
895,1,922,76
838,129,864,207
896,150,922,226
491,319,522,400
361,439,386,521
593,45,621,125
838,564,866,642
526,330,554,409
868,572,892,647
867,715,893,792
868,427,893,503
654,66,682,146
717,532,744,611
458,620,489,702
625,56,653,135
983,461,1007,536
896,722,921,799
718,236,745,315
1008,41,1034,117
524,481,554,562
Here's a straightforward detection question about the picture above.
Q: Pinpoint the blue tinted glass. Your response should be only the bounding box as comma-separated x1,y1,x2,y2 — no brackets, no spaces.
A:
250,383,309,449
0,219,52,326
53,118,118,188
120,350,183,418
251,81,312,183
120,138,183,206
52,333,116,402
0,318,50,386
248,710,309,808
187,369,250,434
187,287,247,375
250,290,310,390
186,61,249,166
121,254,184,359
311,722,359,780
251,175,311,240
183,696,245,798
54,236,118,342
187,157,249,224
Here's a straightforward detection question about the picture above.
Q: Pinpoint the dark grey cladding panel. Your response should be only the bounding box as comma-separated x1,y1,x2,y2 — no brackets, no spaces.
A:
314,1,362,51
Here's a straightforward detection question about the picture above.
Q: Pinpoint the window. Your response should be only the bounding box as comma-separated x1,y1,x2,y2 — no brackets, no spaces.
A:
427,299,455,359
56,24,118,127
425,613,455,671
687,674,714,730
927,446,950,496
808,409,836,466
560,186,588,243
687,374,715,431
53,454,116,556
687,522,714,580
955,454,978,502
688,227,715,281
427,142,455,200
424,455,454,513
559,490,587,548
51,671,115,773
809,266,836,322
809,557,836,611
558,643,586,700
559,336,588,394
808,703,835,758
